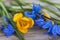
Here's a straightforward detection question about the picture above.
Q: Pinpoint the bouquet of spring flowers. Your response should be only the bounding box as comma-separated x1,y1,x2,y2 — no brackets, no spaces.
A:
0,0,60,40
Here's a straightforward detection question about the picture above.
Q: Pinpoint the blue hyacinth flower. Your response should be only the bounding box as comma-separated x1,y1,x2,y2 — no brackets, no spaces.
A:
36,14,44,19
52,24,58,36
42,20,52,29
47,27,53,35
2,24,14,36
35,18,45,27
48,24,58,36
57,25,60,35
32,4,42,13
24,11,36,20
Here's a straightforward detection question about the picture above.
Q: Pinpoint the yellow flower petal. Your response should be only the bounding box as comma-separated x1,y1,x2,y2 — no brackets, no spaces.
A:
16,22,21,29
21,17,31,22
43,11,54,24
27,18,34,28
19,17,30,28
13,13,23,22
44,12,51,20
16,22,28,33
52,21,54,24
19,28,28,33
21,17,34,28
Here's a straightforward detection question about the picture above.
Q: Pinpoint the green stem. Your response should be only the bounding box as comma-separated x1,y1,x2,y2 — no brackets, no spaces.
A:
10,1,31,6
0,7,7,26
40,0,60,6
0,7,2,17
6,6,24,13
9,19,25,40
51,17,60,21
0,2,10,18
15,0,25,11
6,6,32,13
2,11,8,26
40,0,60,11
55,21,60,25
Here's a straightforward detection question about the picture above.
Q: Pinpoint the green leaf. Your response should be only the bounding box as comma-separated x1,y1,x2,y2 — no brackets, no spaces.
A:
0,0,2,2
51,17,60,21
40,0,60,6
56,7,60,11
10,2,31,6
55,21,60,25
41,6,60,17
0,2,10,18
4,6,31,14
9,19,25,40
15,0,25,11
0,7,2,17
40,0,54,5
40,0,60,11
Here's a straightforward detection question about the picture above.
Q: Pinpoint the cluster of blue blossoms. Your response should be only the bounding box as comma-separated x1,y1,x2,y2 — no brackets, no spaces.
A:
1,17,14,37
24,4,60,36
2,24,14,36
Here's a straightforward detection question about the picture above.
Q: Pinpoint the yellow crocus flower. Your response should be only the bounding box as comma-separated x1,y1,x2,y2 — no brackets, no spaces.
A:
43,11,51,20
13,13,34,33
13,13,23,22
44,12,54,24
42,10,54,24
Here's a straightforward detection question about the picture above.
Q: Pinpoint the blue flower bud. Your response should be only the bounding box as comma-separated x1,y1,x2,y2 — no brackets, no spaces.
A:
52,24,58,36
57,26,60,35
48,24,58,36
35,18,45,27
42,20,52,29
24,11,36,20
36,14,44,19
32,4,42,13
2,24,14,36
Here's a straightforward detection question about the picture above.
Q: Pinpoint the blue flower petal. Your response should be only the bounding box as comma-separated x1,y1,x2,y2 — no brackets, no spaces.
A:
56,25,60,35
24,11,36,20
35,18,45,27
36,14,44,19
3,28,12,36
47,27,52,35
7,24,14,31
2,24,14,36
32,4,42,13
52,24,58,36
47,24,58,36
42,20,52,29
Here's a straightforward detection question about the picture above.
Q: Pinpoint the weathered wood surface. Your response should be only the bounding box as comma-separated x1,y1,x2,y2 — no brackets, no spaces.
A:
0,28,60,40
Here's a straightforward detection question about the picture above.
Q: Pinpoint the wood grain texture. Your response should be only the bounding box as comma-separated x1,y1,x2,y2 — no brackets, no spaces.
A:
0,28,60,40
